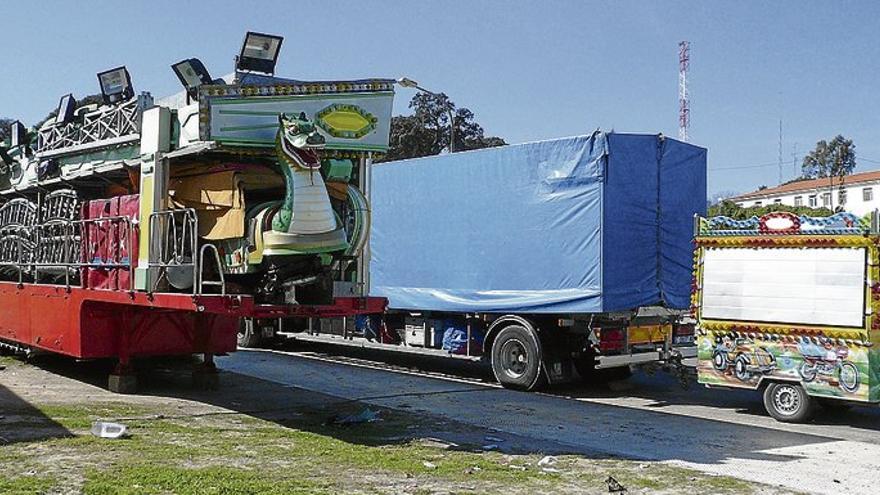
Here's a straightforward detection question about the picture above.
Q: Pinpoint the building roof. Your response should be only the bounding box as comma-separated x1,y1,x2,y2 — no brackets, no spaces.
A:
731,169,880,201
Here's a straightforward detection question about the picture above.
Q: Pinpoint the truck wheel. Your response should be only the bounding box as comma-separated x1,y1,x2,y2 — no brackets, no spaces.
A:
763,382,815,423
237,318,263,348
491,324,545,391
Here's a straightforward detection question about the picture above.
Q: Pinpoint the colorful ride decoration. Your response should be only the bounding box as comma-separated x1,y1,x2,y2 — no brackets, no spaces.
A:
693,211,880,402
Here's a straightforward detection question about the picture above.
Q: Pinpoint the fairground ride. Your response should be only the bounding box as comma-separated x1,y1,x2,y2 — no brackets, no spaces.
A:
0,31,392,392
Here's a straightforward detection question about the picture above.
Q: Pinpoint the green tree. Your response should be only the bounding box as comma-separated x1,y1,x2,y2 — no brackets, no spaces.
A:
381,92,505,162
0,118,14,143
802,135,856,211
708,200,832,220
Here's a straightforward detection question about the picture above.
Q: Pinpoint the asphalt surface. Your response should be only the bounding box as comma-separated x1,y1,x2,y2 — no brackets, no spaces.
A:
218,342,880,494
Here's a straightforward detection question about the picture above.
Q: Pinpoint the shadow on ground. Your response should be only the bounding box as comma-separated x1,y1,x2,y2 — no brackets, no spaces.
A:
9,346,878,468
0,375,72,445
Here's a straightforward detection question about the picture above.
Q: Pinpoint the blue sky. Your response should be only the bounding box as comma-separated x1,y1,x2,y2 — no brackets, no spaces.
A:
3,1,879,199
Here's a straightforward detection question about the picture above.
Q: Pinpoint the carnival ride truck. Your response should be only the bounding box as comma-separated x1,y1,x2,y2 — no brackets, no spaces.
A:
694,211,880,422
244,133,707,390
0,32,391,392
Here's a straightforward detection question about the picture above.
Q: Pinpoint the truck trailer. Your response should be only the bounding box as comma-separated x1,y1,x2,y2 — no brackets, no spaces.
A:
693,210,880,421
258,132,707,390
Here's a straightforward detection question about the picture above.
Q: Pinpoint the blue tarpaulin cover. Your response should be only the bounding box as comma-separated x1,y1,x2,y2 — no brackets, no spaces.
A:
369,133,706,314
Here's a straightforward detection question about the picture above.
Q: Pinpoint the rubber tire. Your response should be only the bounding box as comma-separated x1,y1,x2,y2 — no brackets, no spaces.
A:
237,318,264,348
763,382,816,423
491,324,545,391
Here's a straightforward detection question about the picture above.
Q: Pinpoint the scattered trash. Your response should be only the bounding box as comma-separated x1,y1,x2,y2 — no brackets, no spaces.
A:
422,461,437,470
638,463,649,470
481,444,499,451
508,464,526,471
90,421,128,439
419,437,459,450
327,408,381,425
605,475,627,493
537,455,560,473
465,466,482,474
484,435,504,443
833,479,841,484
0,364,6,371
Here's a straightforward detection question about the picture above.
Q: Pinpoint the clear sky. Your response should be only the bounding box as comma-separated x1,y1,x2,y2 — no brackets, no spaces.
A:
3,1,879,199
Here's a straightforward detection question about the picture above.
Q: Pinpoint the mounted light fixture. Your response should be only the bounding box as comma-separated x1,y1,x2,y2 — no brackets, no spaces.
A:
171,58,213,98
236,31,283,75
10,121,26,148
55,94,77,126
97,66,134,105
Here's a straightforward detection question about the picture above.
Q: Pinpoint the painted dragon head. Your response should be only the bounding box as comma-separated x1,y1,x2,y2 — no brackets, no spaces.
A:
277,112,325,170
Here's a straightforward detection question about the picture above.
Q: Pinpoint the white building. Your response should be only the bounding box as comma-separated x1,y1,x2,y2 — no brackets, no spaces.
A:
730,170,880,216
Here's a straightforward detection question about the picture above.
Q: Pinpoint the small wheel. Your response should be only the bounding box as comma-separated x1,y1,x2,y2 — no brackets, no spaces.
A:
237,318,263,348
837,362,860,393
799,362,818,382
763,382,816,423
711,351,728,371
491,324,545,391
734,354,751,382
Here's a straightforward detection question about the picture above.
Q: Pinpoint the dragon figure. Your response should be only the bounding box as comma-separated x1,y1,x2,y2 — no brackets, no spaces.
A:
260,112,348,255
229,112,371,303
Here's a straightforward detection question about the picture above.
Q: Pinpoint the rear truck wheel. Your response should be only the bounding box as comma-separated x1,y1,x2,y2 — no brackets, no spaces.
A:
237,318,263,348
763,382,816,423
491,324,545,391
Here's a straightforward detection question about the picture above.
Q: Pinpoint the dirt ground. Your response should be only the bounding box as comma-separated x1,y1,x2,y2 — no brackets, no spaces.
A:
0,353,794,494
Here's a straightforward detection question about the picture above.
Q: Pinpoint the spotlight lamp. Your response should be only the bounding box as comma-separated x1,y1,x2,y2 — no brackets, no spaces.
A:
10,121,26,148
97,66,134,105
55,93,77,126
172,58,213,98
236,31,283,75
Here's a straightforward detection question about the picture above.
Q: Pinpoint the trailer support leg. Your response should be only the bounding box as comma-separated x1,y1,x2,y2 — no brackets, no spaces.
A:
108,360,138,394
192,352,219,390
109,310,138,394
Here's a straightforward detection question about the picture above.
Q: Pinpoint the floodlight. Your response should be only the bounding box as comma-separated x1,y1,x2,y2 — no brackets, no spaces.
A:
10,121,25,148
172,58,213,97
97,66,134,105
236,31,283,74
396,77,419,88
55,94,77,125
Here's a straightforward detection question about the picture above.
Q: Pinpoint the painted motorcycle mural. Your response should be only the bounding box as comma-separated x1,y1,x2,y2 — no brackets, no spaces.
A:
712,336,777,382
797,338,860,393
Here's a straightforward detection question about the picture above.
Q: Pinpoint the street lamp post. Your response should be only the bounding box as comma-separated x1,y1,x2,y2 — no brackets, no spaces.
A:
397,77,456,153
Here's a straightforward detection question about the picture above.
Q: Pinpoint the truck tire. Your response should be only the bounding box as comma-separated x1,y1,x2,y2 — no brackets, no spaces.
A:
237,318,263,348
490,324,545,390
763,382,815,423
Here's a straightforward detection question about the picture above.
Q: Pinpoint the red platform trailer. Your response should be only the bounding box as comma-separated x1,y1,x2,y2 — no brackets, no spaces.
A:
0,32,393,391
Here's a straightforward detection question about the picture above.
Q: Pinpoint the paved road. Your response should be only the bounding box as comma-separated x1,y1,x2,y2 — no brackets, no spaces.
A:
218,344,880,494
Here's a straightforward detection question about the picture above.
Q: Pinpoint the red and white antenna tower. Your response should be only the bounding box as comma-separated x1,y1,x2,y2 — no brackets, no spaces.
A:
678,41,690,142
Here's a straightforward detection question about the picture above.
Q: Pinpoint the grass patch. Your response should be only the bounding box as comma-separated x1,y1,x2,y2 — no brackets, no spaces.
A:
83,465,332,495
0,474,56,495
0,401,783,494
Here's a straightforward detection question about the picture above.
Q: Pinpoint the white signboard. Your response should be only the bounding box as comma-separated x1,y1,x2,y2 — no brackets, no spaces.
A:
701,247,865,328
